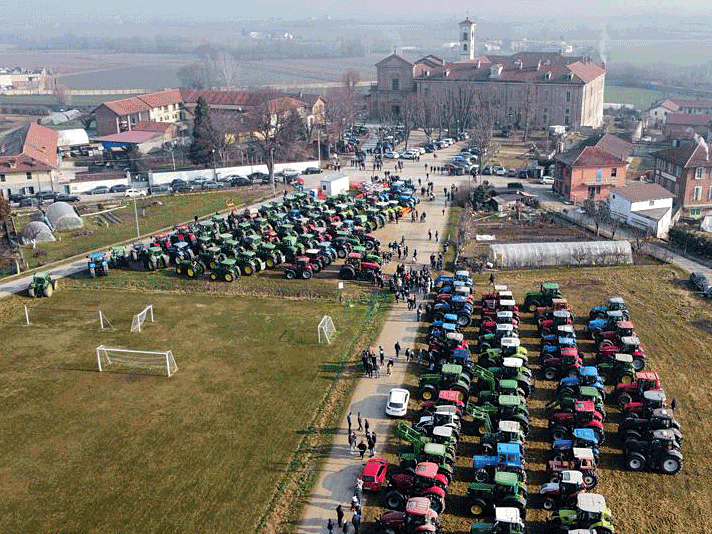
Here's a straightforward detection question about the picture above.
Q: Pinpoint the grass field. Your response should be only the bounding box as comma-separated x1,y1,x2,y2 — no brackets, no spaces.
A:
603,85,676,109
16,189,268,271
0,271,388,534
364,263,712,534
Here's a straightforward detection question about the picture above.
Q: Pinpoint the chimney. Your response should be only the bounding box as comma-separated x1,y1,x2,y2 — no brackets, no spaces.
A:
490,64,503,79
476,59,481,69
515,59,523,70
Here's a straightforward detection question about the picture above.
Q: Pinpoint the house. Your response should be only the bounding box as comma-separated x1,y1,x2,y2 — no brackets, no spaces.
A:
553,134,629,203
670,98,712,115
663,113,712,140
645,99,679,127
0,122,58,199
609,183,675,238
93,90,184,136
652,139,712,219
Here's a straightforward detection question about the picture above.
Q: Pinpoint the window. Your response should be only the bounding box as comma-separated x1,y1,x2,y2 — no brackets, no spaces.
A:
566,91,571,102
463,43,468,51
565,108,570,114
696,167,705,179
611,167,617,177
463,32,468,41
391,78,399,91
564,116,569,126
690,208,701,218
596,169,603,182
708,186,712,200
693,186,702,201
26,172,32,180
0,174,4,182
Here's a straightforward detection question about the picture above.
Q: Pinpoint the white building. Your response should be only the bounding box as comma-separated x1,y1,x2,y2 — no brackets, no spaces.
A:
645,99,680,128
320,174,350,197
458,18,476,61
609,183,675,238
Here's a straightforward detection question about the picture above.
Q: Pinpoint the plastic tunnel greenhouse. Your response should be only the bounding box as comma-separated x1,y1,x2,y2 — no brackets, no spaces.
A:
45,201,83,231
488,241,633,270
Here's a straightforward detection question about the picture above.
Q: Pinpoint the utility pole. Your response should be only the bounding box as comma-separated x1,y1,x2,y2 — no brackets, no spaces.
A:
133,198,140,238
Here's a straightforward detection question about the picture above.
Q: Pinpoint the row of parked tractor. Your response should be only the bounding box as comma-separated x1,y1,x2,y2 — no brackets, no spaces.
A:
84,183,420,283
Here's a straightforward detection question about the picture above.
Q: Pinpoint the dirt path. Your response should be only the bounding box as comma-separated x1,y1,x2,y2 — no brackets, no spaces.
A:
297,145,465,533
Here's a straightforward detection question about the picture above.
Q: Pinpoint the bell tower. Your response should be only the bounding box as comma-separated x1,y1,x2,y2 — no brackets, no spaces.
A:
458,17,476,61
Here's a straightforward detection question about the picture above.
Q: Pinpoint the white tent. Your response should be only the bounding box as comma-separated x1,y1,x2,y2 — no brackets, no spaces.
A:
45,201,83,231
21,221,55,244
56,128,90,148
488,240,633,269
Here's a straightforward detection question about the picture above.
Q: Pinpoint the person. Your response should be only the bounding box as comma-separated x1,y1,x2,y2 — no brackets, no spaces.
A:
364,418,370,434
417,304,422,322
394,341,401,359
367,434,374,457
374,363,381,378
336,504,344,527
670,397,678,413
379,346,385,366
194,214,199,224
405,347,411,362
357,412,363,432
371,431,377,451
413,249,417,263
435,230,439,241
352,512,361,534
342,522,349,534
387,358,394,376
489,272,496,286
428,229,432,240
357,440,367,459
354,478,363,501
347,411,352,433
328,518,334,533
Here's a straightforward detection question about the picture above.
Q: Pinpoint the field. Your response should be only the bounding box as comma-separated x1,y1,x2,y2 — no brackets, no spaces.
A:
363,263,712,534
14,189,269,272
603,85,674,109
0,270,389,534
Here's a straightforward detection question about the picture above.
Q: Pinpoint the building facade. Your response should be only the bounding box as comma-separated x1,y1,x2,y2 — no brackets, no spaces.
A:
0,122,58,199
553,144,627,203
653,141,712,218
609,183,674,238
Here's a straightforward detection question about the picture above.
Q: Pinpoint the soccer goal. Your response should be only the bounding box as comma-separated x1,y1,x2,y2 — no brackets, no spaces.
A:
130,305,154,333
318,315,336,344
96,345,178,377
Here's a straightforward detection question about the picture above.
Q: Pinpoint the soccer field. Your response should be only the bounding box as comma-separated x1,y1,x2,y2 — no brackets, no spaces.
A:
0,281,386,534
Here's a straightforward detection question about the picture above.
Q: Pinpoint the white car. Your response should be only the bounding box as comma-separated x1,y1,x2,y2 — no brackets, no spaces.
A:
538,176,555,185
495,166,506,176
384,151,400,159
386,388,410,417
124,188,146,197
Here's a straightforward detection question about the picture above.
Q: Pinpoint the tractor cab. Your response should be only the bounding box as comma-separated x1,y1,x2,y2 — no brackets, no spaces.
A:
498,299,518,315
572,447,596,465
497,379,520,397
613,320,635,338
494,507,525,533
500,337,524,358
501,357,526,373
615,353,634,366
556,324,576,339
552,310,573,326
648,408,677,429
559,348,582,366
436,389,465,411
578,367,601,387
620,336,643,353
446,332,465,348
495,323,518,341
551,298,570,311
455,285,472,298
640,389,667,411
577,386,604,405
608,296,627,311
422,442,449,465
649,428,678,451
496,310,516,326
404,497,439,532
293,256,311,269
498,394,524,416
575,493,611,528
497,420,523,442
636,371,661,392
414,462,448,489
573,401,598,423
431,426,456,446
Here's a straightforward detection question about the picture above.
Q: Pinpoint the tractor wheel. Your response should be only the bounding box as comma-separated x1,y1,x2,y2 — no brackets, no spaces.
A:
551,426,569,441
528,300,539,313
285,270,296,280
312,263,321,273
617,392,633,408
544,367,558,381
210,273,217,281
632,357,645,371
452,384,468,402
340,267,354,280
457,314,471,327
590,328,601,339
474,468,489,483
369,220,377,231
337,248,347,259
625,430,642,442
43,284,53,297
601,340,614,347
365,240,374,251
543,498,556,510
427,495,445,514
559,387,575,399
209,260,217,269
619,372,634,384
625,452,646,471
385,490,405,510
52,280,58,290
420,384,438,401
265,257,275,269
148,260,157,271
660,454,682,475
582,471,598,488
469,498,488,517
90,267,96,278
28,286,35,298
224,273,234,282
243,265,254,276
593,428,605,444
477,422,489,436
187,267,196,278
302,269,312,280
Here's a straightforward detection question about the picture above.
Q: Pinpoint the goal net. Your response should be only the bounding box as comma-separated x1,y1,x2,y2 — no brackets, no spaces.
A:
97,345,178,377
130,305,154,333
318,315,336,344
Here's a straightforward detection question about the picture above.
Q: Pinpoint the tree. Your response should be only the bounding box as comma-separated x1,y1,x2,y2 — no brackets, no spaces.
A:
177,63,211,89
398,94,419,149
189,97,218,166
469,86,499,170
571,245,589,266
53,82,71,107
583,199,610,237
210,50,240,88
0,196,10,222
416,95,437,143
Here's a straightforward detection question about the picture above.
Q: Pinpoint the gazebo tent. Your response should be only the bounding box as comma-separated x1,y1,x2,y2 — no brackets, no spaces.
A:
45,201,83,231
488,240,633,269
21,221,55,244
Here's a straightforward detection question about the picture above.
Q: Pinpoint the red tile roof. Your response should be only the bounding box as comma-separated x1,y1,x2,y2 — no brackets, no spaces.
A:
376,53,414,67
579,133,633,160
101,90,183,117
654,141,712,168
557,145,627,168
669,98,712,110
0,122,57,172
23,122,58,168
611,183,674,202
665,113,712,126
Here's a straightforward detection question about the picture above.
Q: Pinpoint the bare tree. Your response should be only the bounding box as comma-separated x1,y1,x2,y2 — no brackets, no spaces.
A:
53,82,72,107
583,199,610,237
630,227,653,256
416,95,437,143
210,50,240,88
609,214,622,240
399,94,419,149
469,86,499,165
571,245,589,266
520,80,536,142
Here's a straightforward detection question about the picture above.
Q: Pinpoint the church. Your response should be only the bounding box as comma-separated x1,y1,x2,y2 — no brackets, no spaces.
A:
367,18,605,131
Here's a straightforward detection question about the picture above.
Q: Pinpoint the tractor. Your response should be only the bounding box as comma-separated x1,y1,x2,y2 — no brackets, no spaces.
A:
339,257,381,281
108,245,132,269
538,310,573,337
199,246,223,270
472,442,526,483
595,353,635,385
585,310,626,339
374,497,442,534
589,296,629,320
597,335,647,371
176,258,205,279
613,371,661,408
27,273,57,298
547,493,615,534
468,507,525,534
549,401,605,444
414,406,461,439
534,297,573,321
545,387,606,421
304,248,327,273
467,396,530,437
523,282,563,313
556,367,606,399
481,311,519,335
255,242,283,269
467,471,527,519
284,257,314,280
209,258,239,282
619,408,682,445
624,429,683,474
621,389,668,419
479,420,526,454
478,339,528,368
385,462,448,513
87,252,109,278
167,241,195,265
142,246,170,271
236,250,264,275
539,470,587,511
594,320,636,348
547,447,598,489
432,295,475,327
551,428,601,466
542,347,583,381
419,364,472,402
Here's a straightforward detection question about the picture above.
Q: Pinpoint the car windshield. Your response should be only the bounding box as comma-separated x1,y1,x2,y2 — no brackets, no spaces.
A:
362,475,375,482
389,402,404,409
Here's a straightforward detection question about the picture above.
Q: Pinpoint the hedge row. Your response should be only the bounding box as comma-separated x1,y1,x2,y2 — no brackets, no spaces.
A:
668,226,712,259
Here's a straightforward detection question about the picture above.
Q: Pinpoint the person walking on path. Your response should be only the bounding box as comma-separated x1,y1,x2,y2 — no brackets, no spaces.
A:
374,363,381,378
352,512,361,534
336,505,344,528
347,411,352,433
371,431,377,452
349,431,356,454
428,229,432,240
367,434,375,457
417,304,423,322
357,412,363,432
489,272,496,286
364,418,370,435
434,230,439,241
671,397,678,413
395,341,401,359
357,440,367,459
354,478,363,502
413,249,417,263
328,518,334,533
379,347,385,366
387,358,394,376
405,347,411,362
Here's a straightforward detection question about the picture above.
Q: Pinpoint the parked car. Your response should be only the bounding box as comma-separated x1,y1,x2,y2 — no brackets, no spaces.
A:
482,166,494,175
302,167,323,174
385,388,410,417
359,458,389,492
230,175,252,187
495,166,506,176
690,272,712,297
191,176,209,185
170,179,187,189
125,188,147,197
88,186,110,195
36,191,58,201
384,151,400,159
518,170,529,179
507,169,518,177
538,175,555,185
8,193,27,203
54,193,80,203
149,184,171,195
280,168,300,182
507,182,524,190
19,197,39,207
110,184,128,193
201,181,221,190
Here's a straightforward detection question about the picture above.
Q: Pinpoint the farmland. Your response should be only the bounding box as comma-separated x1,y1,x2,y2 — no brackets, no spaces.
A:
362,263,712,534
0,270,388,534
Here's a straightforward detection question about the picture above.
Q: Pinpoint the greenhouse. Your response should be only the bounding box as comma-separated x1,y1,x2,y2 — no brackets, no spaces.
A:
488,240,633,269
45,201,83,231
21,221,55,244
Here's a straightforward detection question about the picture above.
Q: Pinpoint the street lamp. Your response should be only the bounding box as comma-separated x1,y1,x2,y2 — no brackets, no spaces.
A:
211,148,217,179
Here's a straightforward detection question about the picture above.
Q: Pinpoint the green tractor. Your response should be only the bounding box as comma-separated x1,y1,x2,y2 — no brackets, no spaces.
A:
419,363,472,402
395,422,454,484
235,250,263,276
108,245,132,269
209,258,239,282
220,237,241,258
469,507,526,534
547,493,615,534
467,471,527,519
199,246,223,269
27,272,57,298
176,258,205,279
276,236,304,264
466,396,530,436
143,246,170,271
523,282,563,313
255,242,283,268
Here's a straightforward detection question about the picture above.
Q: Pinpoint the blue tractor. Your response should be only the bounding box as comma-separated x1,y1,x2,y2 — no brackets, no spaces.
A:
551,428,601,465
557,367,606,397
589,296,629,320
473,442,526,483
87,253,109,278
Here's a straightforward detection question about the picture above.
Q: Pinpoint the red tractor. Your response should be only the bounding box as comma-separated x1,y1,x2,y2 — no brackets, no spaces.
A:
542,347,583,381
284,257,314,280
151,233,171,252
538,310,573,337
480,311,519,335
534,298,573,321
549,401,605,444
385,462,449,513
594,320,636,347
173,225,197,245
621,388,667,418
421,390,465,416
597,335,647,371
614,371,661,408
339,255,382,281
546,447,598,489
375,497,442,534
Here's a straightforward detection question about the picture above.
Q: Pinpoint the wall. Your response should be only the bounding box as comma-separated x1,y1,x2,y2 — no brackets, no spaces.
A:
94,105,120,136
564,164,627,203
150,160,320,185
0,169,55,198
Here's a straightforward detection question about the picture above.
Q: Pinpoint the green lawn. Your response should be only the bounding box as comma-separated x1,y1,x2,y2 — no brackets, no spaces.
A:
604,84,686,109
0,278,387,534
19,190,267,271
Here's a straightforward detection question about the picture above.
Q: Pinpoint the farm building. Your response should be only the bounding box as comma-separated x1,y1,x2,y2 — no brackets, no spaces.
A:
320,174,350,196
488,240,632,269
609,183,674,238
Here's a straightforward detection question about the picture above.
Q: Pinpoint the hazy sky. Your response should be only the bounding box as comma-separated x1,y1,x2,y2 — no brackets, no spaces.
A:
7,0,712,24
